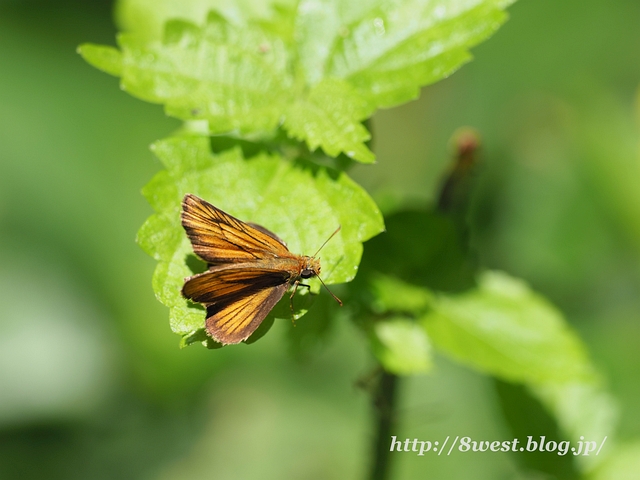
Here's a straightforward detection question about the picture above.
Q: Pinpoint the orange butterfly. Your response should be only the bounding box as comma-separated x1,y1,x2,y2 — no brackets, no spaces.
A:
181,194,341,345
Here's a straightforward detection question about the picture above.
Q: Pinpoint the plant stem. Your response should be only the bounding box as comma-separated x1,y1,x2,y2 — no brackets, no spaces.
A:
368,369,399,480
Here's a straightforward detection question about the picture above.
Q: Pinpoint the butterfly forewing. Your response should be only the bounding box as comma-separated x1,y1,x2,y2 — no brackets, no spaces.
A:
181,194,289,265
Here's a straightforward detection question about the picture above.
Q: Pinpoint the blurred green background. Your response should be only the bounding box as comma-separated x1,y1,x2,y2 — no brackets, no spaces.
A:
1,0,639,479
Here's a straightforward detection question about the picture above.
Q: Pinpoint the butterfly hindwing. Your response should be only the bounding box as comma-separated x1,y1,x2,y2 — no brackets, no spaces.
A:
205,283,289,344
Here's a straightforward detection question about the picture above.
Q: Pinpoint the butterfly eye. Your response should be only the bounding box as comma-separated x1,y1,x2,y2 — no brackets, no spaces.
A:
300,268,316,279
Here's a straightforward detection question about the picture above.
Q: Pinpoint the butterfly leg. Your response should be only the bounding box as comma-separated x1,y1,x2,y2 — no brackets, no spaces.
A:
289,280,299,320
288,281,311,318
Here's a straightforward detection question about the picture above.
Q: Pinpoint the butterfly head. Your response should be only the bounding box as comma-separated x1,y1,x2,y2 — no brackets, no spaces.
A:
300,256,321,279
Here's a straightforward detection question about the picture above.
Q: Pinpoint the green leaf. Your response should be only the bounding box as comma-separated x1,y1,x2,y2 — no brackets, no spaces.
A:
368,269,617,465
531,381,617,472
120,14,295,134
298,0,515,109
137,134,384,345
115,0,292,41
283,78,374,163
77,44,123,77
591,442,640,480
422,271,596,384
363,268,616,463
369,273,433,315
493,381,582,478
371,317,432,375
85,0,515,162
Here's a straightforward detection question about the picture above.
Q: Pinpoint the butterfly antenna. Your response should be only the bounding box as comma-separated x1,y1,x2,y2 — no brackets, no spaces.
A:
317,274,343,306
313,225,341,258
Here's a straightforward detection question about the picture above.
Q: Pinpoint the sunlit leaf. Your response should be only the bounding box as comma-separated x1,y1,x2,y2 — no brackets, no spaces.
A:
371,317,432,374
83,0,515,162
423,270,596,384
77,44,123,76
283,78,374,163
590,442,640,480
115,0,292,41
369,273,433,315
532,381,618,472
298,0,515,109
